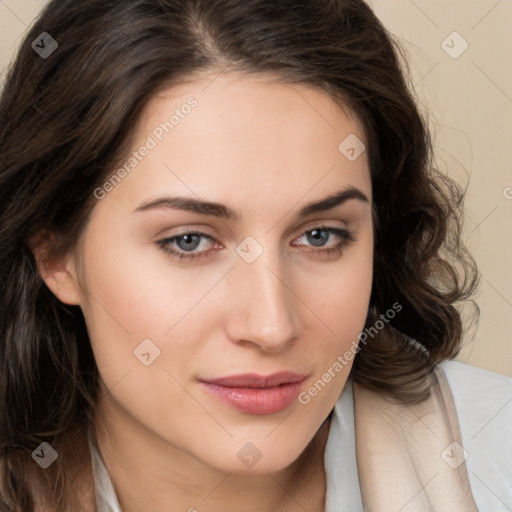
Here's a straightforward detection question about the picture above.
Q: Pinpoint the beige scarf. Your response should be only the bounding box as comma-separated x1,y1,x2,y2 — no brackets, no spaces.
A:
354,358,479,511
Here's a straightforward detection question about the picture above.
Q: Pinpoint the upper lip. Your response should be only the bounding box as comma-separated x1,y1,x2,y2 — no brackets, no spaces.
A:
199,371,307,388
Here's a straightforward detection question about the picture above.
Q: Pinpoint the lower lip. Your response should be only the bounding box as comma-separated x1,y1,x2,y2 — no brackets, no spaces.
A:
199,379,305,415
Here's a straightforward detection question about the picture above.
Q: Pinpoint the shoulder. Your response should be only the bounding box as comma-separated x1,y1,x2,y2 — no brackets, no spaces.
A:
441,359,512,395
440,359,512,431
440,359,512,510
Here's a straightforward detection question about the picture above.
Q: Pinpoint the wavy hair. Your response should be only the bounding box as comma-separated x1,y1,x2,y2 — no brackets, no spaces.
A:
0,0,478,510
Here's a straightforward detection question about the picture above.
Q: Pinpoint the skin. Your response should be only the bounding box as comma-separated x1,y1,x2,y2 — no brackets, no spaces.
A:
35,70,374,512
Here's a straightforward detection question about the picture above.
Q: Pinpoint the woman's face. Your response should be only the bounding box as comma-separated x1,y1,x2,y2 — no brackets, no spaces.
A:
55,71,373,474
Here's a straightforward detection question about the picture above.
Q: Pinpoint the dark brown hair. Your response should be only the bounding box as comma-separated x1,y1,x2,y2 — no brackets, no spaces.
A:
0,0,478,510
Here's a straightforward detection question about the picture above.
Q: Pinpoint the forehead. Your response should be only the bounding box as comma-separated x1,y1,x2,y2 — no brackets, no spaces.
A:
139,70,365,148
101,70,371,215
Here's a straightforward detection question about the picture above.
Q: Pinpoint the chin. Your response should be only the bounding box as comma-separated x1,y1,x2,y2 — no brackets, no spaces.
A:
199,434,312,476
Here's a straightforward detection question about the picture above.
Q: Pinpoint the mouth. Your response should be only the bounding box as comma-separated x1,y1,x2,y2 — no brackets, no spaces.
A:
198,371,307,415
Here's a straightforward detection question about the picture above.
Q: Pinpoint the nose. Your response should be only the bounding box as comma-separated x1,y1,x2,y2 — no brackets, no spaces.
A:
223,246,302,353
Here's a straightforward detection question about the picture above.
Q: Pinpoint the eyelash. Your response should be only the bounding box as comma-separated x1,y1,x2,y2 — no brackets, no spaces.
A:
155,226,355,262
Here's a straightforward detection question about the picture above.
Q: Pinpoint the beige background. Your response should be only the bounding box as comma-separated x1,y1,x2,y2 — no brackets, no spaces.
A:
1,0,510,376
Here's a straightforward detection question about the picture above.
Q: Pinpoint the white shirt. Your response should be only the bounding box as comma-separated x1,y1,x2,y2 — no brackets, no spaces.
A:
90,360,512,511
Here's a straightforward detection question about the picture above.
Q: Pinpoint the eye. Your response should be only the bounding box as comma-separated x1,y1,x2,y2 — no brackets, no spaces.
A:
156,230,219,262
292,226,355,258
156,226,355,262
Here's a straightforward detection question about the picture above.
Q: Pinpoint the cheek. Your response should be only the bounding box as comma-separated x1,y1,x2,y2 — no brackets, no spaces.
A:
75,232,187,387
79,221,203,332
77,231,236,406
308,236,373,339
296,238,373,402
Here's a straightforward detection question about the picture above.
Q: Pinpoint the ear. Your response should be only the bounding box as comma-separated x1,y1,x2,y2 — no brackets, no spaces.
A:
29,229,82,306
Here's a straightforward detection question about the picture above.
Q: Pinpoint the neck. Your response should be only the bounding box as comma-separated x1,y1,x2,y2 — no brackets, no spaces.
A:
92,397,331,512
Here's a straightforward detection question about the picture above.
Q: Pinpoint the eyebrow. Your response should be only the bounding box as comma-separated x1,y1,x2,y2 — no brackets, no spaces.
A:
134,186,369,220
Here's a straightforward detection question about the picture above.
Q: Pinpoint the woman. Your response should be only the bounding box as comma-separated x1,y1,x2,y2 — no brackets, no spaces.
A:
0,0,510,511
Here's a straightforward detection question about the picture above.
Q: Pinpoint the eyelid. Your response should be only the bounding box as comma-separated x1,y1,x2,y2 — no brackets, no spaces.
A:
156,220,350,245
295,218,350,234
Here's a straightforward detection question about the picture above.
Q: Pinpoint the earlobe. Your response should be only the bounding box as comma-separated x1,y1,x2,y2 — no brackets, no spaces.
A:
29,229,82,306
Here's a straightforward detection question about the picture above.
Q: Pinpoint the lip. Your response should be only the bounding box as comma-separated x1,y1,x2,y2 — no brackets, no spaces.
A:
199,372,307,415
